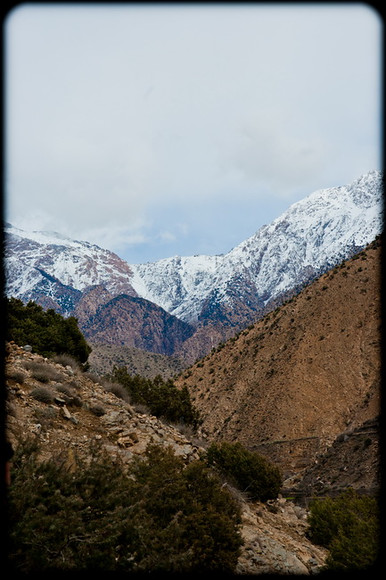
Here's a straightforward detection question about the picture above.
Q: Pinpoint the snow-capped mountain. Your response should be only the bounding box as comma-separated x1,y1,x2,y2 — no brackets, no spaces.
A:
5,170,383,352
129,170,383,323
5,225,138,315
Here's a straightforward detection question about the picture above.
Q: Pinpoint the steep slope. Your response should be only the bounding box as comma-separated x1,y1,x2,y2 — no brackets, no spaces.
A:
87,343,185,379
5,342,328,574
294,417,380,500
175,238,381,476
131,170,382,325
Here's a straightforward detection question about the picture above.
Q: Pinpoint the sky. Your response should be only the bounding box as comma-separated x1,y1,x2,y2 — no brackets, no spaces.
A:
4,2,382,263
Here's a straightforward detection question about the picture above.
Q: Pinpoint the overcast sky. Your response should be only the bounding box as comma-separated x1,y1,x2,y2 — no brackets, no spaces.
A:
4,3,382,263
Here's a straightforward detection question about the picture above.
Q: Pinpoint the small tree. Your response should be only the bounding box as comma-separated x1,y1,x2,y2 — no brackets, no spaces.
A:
307,489,379,571
205,441,282,501
8,438,242,573
6,297,91,364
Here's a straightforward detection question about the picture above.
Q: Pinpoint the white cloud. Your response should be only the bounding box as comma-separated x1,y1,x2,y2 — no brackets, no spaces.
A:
217,110,328,198
5,3,382,262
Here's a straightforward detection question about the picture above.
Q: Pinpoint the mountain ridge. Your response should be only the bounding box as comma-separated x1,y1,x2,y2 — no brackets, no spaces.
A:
5,170,383,363
80,292,195,356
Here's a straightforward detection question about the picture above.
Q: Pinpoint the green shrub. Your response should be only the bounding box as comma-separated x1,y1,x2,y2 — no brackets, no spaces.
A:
205,441,282,501
6,297,91,364
8,438,242,573
110,367,201,428
307,489,379,571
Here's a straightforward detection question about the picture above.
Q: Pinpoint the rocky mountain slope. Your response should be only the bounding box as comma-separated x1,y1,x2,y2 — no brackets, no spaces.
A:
5,171,383,363
77,293,195,356
175,237,381,481
5,342,328,574
294,417,380,501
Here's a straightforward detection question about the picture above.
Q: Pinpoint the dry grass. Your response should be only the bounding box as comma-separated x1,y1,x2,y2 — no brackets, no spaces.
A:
31,386,55,404
102,380,131,402
6,369,26,384
23,361,64,383
52,354,81,373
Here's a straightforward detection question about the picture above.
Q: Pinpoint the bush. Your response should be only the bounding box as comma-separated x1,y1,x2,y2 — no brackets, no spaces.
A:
307,489,379,571
102,380,131,402
54,384,83,407
52,353,81,372
205,441,282,502
6,297,91,364
89,404,106,417
27,362,63,383
110,367,201,428
30,386,55,404
8,438,243,573
6,369,26,384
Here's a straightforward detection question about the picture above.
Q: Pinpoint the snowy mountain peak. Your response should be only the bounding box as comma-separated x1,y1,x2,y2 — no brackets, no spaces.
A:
129,170,383,322
5,223,138,304
5,170,383,330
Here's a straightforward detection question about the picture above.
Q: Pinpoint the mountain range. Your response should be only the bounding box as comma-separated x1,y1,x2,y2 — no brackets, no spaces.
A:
5,237,381,570
4,170,383,364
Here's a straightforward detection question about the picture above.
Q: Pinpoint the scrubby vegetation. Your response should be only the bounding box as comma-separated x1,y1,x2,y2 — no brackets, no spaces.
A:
109,366,201,428
22,360,64,383
307,489,379,571
205,441,282,501
8,438,243,573
30,386,55,404
6,297,91,364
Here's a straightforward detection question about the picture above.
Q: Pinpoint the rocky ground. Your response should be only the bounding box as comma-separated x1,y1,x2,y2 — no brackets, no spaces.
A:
5,341,328,574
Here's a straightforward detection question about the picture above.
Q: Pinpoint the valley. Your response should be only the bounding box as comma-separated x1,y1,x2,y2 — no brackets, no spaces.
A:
5,341,329,574
4,171,382,572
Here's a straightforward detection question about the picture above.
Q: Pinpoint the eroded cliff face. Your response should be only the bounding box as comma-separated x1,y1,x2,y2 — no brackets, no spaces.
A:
5,342,327,574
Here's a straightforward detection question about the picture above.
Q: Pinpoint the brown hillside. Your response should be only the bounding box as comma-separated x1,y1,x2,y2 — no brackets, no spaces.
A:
81,294,195,355
175,239,381,474
88,342,185,379
294,417,380,500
